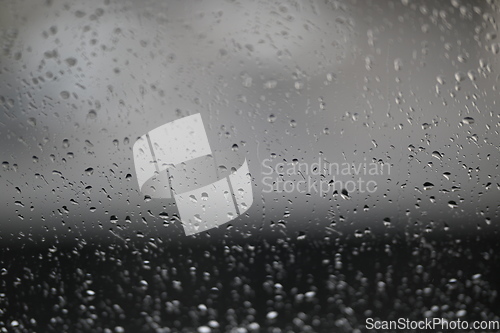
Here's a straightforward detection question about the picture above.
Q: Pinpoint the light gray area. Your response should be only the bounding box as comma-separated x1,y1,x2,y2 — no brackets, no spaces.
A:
0,0,499,242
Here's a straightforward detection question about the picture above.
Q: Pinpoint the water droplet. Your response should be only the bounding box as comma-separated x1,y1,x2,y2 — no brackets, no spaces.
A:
197,326,211,333
267,311,278,319
431,151,443,160
467,70,477,81
394,58,403,71
65,57,77,66
294,81,304,90
264,80,277,89
326,72,336,81
491,43,499,54
462,117,475,124
423,182,434,190
454,71,466,82
365,56,373,70
87,110,97,119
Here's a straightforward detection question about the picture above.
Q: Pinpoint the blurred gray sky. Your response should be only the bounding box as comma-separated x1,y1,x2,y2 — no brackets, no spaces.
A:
1,0,499,243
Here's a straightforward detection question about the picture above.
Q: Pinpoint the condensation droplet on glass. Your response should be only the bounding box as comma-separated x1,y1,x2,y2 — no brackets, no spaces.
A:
264,80,277,89
491,43,499,54
394,58,403,71
423,182,434,190
65,57,77,67
87,110,97,119
454,71,466,82
267,311,278,320
431,151,442,160
197,326,211,333
462,117,475,124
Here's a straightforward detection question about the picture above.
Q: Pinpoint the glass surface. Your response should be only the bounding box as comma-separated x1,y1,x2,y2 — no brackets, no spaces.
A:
1,0,499,331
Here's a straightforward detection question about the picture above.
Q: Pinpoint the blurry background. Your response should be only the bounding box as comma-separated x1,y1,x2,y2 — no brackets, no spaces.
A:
1,0,499,243
1,0,500,331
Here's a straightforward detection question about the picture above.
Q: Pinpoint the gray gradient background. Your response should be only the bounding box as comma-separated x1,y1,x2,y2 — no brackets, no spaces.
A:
1,0,499,244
